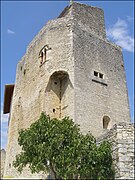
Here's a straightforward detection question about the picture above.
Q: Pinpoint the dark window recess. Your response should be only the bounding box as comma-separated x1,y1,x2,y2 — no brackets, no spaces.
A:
99,73,103,79
94,71,104,79
9,163,11,168
39,45,51,67
94,71,98,77
103,116,110,129
23,69,26,75
54,82,57,85
53,109,55,113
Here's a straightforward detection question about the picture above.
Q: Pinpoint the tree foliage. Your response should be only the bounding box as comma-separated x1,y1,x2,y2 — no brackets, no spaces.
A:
13,113,115,179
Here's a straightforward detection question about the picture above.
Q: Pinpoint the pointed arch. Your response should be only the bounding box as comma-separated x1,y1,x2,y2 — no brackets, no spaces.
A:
39,45,51,66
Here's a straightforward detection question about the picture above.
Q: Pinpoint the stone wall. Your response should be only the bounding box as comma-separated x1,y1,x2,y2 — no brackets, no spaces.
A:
73,17,130,137
97,122,134,179
4,2,131,178
0,149,6,178
4,11,75,179
59,2,106,39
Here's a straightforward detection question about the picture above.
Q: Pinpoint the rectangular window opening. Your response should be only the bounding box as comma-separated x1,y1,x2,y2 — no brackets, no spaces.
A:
99,73,104,79
94,71,98,77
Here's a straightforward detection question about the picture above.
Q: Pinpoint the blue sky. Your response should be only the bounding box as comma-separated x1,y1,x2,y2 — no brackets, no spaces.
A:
1,1,134,149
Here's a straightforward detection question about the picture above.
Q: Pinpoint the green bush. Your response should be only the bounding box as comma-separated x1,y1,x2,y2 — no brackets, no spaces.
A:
13,112,115,179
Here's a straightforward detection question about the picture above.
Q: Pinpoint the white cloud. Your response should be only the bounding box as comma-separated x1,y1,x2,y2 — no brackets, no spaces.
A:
7,28,15,34
107,18,134,52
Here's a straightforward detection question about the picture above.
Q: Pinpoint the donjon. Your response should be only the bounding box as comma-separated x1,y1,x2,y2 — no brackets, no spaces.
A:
3,2,132,178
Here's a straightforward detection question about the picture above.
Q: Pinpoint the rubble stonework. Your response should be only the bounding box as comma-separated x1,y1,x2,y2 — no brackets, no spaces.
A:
97,123,134,179
3,2,131,178
0,149,6,178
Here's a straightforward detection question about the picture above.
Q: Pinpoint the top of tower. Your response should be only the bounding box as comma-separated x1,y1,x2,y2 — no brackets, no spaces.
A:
58,2,106,38
69,0,74,5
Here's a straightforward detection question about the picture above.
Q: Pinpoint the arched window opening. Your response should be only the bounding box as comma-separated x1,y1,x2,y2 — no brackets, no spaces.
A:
103,116,110,129
39,45,51,66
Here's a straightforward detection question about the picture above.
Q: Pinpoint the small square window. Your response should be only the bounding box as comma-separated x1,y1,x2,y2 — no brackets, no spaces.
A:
99,73,104,79
94,71,98,77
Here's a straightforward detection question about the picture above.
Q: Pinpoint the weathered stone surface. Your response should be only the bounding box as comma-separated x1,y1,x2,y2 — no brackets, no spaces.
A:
97,123,134,179
0,149,6,178
4,2,131,179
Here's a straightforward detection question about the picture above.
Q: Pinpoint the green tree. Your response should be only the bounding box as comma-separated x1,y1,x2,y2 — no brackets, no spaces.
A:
13,113,115,179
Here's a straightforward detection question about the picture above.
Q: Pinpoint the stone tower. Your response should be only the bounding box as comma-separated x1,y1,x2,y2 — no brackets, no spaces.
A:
3,2,130,178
